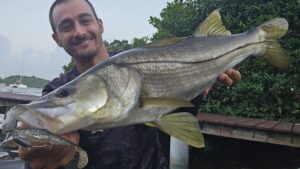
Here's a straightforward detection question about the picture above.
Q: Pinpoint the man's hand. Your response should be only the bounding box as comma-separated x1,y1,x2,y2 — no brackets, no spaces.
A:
18,124,80,169
202,68,241,95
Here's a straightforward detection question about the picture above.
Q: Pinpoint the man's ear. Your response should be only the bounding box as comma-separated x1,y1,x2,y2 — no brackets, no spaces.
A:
97,18,104,33
52,33,62,47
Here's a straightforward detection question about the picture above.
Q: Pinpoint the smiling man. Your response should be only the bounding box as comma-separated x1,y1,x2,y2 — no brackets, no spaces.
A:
19,0,241,169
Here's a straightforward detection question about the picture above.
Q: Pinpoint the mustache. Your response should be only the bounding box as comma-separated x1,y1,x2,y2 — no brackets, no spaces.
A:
69,34,93,46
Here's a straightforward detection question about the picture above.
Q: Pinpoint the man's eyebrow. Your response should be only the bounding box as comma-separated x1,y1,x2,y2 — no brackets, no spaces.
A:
78,13,94,19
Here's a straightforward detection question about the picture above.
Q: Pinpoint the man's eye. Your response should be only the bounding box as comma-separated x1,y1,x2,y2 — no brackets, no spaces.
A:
81,19,91,25
60,22,73,31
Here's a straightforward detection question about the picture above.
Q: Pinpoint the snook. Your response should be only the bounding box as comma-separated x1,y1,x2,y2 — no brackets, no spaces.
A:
3,10,290,148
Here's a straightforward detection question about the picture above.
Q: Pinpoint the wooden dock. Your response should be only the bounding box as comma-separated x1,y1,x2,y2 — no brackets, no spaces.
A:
198,113,300,147
0,92,37,129
0,92,299,148
0,92,38,107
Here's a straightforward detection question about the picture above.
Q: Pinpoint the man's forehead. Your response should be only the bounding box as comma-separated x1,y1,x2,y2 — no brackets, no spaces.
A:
52,0,94,24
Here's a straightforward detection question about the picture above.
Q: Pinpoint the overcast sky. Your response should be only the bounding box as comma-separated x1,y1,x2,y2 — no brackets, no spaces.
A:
0,0,170,80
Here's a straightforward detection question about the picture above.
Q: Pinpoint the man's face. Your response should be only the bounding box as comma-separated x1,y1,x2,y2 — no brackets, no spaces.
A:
52,0,103,61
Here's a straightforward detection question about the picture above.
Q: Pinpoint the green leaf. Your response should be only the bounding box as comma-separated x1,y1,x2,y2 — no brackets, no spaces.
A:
275,96,283,105
293,102,300,107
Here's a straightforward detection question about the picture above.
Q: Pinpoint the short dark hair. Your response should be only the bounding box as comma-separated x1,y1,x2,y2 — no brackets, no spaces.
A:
49,0,99,34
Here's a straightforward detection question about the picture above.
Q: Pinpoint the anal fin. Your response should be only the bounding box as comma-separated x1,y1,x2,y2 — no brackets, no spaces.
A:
146,112,204,148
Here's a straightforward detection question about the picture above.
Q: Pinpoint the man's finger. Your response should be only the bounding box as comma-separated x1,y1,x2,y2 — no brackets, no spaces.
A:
218,73,234,86
225,69,241,82
202,86,213,96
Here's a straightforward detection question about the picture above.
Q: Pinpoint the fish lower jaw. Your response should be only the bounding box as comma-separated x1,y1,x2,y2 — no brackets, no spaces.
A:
48,116,91,134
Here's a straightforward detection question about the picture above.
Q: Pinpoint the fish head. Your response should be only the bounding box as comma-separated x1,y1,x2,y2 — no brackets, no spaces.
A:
8,64,143,134
46,73,109,116
8,73,109,134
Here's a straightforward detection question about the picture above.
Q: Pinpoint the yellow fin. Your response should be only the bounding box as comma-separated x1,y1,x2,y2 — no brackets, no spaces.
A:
193,9,231,37
140,97,194,108
260,18,288,40
259,18,291,69
149,112,204,148
263,42,291,69
145,122,156,127
143,37,187,48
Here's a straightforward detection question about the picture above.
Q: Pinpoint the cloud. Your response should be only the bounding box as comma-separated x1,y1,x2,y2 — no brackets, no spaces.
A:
21,47,71,80
0,35,71,80
0,35,11,57
0,35,16,78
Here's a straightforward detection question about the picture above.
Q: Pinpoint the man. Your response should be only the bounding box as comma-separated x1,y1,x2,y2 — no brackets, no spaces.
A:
19,0,241,168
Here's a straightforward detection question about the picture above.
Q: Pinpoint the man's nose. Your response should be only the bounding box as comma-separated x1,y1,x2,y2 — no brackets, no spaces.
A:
74,23,86,36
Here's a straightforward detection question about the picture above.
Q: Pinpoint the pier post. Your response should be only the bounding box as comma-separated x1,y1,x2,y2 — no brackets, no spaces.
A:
169,136,189,169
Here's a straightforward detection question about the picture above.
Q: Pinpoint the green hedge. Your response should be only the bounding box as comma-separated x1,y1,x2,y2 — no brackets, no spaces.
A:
150,0,300,122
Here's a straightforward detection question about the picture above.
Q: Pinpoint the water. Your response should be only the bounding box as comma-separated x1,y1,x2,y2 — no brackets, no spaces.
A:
0,86,42,96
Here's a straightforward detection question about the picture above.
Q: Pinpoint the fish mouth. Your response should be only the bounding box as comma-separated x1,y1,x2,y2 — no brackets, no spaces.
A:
9,103,92,134
8,104,72,133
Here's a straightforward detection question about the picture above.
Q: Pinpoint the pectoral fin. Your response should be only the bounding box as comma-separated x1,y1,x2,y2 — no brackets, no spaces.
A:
146,112,204,148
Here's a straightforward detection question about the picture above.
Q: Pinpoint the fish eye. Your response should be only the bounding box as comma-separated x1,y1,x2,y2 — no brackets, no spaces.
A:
55,88,71,98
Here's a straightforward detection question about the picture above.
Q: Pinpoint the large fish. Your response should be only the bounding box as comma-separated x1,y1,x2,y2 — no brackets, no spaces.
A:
2,10,290,148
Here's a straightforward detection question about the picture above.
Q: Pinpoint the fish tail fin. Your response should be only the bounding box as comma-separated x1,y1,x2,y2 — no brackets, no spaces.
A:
258,18,291,69
260,18,288,40
263,42,291,69
146,112,204,148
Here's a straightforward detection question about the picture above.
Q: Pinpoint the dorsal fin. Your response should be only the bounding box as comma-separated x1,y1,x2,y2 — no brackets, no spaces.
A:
143,37,187,48
193,10,231,37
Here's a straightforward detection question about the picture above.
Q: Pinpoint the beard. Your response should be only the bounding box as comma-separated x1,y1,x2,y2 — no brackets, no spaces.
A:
67,33,101,62
73,47,100,62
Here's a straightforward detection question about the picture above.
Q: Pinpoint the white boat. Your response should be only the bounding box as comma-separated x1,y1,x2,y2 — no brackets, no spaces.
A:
9,81,27,88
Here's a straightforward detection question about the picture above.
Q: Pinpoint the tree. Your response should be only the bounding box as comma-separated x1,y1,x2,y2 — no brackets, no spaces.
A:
62,59,75,74
132,36,149,48
105,39,132,52
149,0,300,121
149,0,221,40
